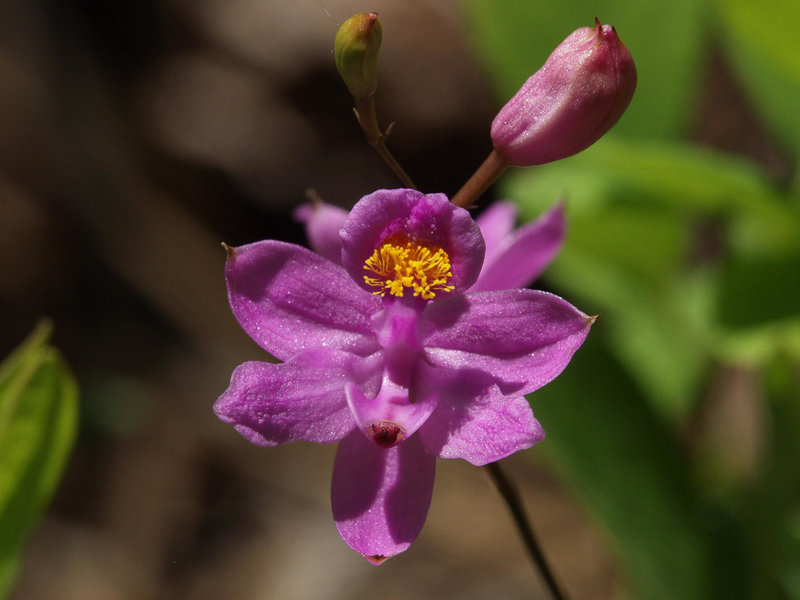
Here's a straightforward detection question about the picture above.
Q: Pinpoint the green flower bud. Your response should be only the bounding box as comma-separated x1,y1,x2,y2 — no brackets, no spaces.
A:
334,13,382,101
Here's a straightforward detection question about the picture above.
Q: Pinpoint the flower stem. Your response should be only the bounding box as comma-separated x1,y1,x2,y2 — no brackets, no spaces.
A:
451,149,508,208
485,461,570,600
354,96,417,189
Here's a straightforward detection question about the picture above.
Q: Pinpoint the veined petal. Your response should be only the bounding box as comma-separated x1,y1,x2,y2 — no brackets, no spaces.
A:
214,350,381,446
226,240,381,360
341,189,485,296
332,431,435,564
294,201,348,264
418,375,544,465
471,203,565,292
424,289,592,395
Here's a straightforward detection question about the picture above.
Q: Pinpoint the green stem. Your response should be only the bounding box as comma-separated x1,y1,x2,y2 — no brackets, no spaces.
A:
354,96,416,189
451,149,508,208
485,461,570,600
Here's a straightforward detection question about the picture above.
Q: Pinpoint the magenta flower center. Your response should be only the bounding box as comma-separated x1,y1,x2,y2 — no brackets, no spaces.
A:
363,239,455,300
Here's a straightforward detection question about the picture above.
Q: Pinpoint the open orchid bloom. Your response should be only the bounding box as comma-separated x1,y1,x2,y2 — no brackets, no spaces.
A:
216,189,592,563
296,198,566,292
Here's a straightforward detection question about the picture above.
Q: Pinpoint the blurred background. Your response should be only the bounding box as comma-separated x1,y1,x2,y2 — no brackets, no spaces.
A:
1,0,799,599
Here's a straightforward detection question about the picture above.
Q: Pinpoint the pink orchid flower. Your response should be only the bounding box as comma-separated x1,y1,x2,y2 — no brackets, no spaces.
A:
216,189,590,563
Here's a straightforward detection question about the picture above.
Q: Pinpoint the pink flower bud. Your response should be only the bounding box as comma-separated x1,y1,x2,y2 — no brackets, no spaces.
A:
491,19,637,167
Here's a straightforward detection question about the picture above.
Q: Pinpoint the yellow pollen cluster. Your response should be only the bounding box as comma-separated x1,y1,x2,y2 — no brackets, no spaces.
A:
363,242,455,300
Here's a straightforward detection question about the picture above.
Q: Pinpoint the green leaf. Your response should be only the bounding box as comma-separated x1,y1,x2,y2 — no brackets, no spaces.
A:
507,138,800,248
715,320,800,367
462,0,708,139
713,0,800,156
529,335,714,599
0,556,18,600
717,255,800,328
734,358,800,598
554,253,713,418
0,322,79,598
782,510,800,599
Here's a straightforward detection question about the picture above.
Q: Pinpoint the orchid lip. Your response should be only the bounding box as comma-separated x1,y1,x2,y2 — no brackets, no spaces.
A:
368,421,405,448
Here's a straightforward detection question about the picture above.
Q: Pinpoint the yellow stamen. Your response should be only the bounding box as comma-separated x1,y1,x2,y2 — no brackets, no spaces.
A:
363,241,455,300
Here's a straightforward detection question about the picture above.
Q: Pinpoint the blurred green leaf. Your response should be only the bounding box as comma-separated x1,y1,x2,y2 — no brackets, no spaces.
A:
530,335,714,600
735,358,800,598
0,555,17,600
508,138,800,250
715,320,800,366
782,509,800,599
718,255,800,328
462,0,707,139
714,0,800,157
567,206,688,283
0,322,78,598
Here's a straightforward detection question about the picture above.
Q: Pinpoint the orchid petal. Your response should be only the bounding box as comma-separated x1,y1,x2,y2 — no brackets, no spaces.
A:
418,377,544,465
214,350,382,446
475,201,517,268
341,189,485,295
332,430,435,563
226,240,381,360
424,289,592,395
426,394,544,465
471,202,565,292
294,201,348,264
